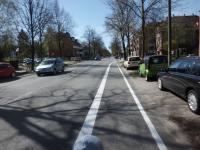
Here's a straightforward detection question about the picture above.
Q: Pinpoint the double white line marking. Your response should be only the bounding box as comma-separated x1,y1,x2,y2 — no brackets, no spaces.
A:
74,62,167,150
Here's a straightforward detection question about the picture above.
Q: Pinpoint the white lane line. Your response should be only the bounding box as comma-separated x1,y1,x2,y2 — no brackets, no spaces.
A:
118,65,168,150
74,62,113,143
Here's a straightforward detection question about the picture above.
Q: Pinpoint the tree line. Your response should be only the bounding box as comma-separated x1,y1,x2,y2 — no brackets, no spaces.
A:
106,0,181,60
0,0,110,70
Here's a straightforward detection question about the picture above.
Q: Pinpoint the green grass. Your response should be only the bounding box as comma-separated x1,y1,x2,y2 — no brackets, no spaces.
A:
130,70,139,77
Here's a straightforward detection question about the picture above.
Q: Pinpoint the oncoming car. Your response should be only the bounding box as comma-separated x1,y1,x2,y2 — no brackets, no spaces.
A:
35,58,65,76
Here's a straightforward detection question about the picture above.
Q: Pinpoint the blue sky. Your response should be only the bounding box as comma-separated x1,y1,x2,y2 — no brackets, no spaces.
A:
58,0,200,49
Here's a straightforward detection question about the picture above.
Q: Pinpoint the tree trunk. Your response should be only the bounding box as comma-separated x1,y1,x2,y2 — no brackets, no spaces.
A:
39,31,43,59
121,33,127,60
29,0,35,71
58,32,62,58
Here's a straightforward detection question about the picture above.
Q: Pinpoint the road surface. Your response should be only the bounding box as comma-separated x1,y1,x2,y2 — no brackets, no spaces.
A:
0,58,193,150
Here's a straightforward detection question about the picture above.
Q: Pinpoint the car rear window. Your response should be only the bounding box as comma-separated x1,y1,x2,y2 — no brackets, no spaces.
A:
129,57,140,61
149,56,167,64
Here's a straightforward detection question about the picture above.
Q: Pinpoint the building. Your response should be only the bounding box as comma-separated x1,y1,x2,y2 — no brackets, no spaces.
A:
131,15,199,58
156,15,199,56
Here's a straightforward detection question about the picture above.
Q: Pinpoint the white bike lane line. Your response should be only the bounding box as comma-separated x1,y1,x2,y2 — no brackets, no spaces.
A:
74,62,113,145
118,65,168,150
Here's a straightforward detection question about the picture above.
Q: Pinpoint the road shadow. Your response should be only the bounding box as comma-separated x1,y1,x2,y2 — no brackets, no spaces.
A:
0,88,95,150
0,76,21,83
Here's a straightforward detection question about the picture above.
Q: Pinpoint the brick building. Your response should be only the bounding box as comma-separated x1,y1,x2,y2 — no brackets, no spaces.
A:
156,15,199,56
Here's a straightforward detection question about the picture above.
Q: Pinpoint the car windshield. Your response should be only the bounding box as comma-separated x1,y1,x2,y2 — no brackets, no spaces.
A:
129,57,140,61
40,60,55,65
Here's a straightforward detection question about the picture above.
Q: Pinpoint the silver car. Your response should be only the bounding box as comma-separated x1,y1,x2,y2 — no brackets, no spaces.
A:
35,58,65,76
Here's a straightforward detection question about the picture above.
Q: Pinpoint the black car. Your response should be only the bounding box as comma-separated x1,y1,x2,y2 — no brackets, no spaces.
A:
158,56,200,114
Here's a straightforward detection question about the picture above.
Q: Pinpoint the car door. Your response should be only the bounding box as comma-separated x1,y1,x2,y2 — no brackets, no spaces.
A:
168,60,194,97
161,60,182,90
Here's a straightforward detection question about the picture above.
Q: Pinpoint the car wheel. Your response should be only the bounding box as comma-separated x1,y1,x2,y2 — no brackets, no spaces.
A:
53,69,57,75
62,67,65,73
37,73,41,77
11,72,16,78
158,78,165,90
187,90,200,114
145,74,150,81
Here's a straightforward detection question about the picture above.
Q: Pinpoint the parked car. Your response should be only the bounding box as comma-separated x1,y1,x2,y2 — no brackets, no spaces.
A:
35,58,65,76
94,56,101,61
139,55,168,81
23,58,32,65
158,56,200,114
0,62,16,78
124,56,141,70
35,58,42,64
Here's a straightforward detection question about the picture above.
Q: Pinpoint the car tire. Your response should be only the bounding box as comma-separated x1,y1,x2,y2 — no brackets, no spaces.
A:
158,78,165,91
187,90,200,114
53,69,57,75
145,74,150,81
11,72,16,78
37,73,41,77
62,67,64,73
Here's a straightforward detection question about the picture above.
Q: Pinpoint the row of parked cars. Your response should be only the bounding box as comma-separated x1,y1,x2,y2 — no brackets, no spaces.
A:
123,55,200,114
0,58,65,78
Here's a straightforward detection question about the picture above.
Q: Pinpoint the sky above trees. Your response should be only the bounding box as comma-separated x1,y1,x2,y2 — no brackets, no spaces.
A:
58,0,199,49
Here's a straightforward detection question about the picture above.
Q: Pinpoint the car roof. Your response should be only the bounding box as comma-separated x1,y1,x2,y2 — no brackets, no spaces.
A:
128,56,140,58
144,55,167,59
178,56,200,61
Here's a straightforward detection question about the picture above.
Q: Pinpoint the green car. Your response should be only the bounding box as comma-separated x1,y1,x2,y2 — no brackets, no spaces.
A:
139,55,168,81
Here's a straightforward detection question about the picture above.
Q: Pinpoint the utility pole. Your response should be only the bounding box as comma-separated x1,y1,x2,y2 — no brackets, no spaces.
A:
168,0,172,66
199,11,200,56
141,0,145,58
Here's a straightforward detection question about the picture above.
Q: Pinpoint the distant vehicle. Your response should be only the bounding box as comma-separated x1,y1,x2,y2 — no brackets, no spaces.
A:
23,58,32,65
35,58,65,76
123,56,141,70
158,56,200,114
139,55,168,81
35,58,42,64
0,62,16,78
94,56,101,61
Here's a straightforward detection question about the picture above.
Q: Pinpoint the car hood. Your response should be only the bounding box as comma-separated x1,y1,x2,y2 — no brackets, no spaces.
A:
36,64,53,69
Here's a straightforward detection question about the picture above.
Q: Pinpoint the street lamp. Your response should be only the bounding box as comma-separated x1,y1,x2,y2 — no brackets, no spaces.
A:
168,0,172,66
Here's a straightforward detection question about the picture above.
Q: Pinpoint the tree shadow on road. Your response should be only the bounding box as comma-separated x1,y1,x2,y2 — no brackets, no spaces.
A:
0,88,95,150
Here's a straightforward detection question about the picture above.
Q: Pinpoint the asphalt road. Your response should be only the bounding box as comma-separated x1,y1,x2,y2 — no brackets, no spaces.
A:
0,58,195,150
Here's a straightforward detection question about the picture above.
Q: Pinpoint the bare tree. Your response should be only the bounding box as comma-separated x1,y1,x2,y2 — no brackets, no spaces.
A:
52,0,74,57
18,0,42,70
105,0,136,60
118,0,181,57
83,26,96,58
36,0,53,59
